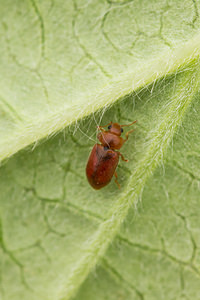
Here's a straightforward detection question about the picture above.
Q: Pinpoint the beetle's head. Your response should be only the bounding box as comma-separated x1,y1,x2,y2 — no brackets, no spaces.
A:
107,122,123,136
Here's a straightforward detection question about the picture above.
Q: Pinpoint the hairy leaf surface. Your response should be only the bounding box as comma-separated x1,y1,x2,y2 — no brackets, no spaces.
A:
0,1,200,300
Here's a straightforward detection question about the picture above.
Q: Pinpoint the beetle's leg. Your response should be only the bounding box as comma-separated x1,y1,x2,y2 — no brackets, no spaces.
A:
114,171,120,189
118,152,128,162
107,150,113,154
124,129,135,141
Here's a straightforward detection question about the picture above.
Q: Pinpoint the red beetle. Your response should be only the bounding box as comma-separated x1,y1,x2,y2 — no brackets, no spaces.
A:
86,120,137,189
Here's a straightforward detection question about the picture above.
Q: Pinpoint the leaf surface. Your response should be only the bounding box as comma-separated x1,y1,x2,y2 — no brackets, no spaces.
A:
0,1,200,300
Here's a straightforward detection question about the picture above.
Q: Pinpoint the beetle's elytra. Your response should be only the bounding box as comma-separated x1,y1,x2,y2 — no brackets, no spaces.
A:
86,120,137,189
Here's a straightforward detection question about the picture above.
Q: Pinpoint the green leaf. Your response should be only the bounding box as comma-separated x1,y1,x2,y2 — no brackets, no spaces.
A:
0,1,200,300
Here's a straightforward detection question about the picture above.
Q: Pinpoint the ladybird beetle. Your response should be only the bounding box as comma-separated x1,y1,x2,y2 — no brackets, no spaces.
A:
86,120,137,189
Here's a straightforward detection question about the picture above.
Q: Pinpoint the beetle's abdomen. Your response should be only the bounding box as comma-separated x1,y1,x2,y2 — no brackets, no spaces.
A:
86,144,119,189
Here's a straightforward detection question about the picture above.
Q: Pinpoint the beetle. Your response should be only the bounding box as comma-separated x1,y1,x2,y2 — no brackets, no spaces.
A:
86,120,137,189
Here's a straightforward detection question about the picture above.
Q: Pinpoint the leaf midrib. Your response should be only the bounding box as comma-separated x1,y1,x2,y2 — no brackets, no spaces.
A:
1,34,200,162
58,61,200,300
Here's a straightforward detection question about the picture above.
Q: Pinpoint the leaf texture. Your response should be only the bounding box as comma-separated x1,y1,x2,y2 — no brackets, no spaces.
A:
0,1,200,300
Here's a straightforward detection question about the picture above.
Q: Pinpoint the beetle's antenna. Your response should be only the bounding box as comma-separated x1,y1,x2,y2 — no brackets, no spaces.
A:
121,120,137,127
